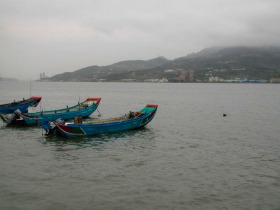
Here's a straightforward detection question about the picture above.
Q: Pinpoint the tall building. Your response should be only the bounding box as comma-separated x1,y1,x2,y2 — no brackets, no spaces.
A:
177,68,194,82
40,72,46,80
177,69,185,81
187,69,194,81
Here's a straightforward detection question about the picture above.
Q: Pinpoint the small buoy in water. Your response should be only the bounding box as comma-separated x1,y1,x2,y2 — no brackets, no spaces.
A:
223,113,227,117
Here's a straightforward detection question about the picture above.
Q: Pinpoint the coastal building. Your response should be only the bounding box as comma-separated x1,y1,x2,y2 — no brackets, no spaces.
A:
177,69,194,82
40,72,46,80
39,72,50,81
270,78,280,83
209,76,222,82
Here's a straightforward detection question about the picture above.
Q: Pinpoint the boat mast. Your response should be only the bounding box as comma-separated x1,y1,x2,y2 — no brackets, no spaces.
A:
29,79,32,97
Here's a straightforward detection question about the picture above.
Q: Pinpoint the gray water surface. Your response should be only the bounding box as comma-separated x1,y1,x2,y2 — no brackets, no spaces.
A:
0,82,279,209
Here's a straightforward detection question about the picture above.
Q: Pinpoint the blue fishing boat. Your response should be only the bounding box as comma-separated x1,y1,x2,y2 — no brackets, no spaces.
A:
1,98,101,125
41,104,158,138
0,96,42,114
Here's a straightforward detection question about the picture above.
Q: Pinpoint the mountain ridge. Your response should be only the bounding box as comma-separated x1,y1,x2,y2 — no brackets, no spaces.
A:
44,46,280,82
49,56,169,82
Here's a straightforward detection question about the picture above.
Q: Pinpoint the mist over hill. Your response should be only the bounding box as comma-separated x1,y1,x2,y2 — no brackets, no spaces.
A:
44,46,280,82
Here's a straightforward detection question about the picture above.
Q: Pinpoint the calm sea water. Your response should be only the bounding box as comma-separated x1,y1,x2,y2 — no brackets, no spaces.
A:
0,81,279,210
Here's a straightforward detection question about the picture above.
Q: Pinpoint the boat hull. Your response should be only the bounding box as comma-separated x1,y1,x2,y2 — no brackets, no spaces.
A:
0,96,42,114
53,104,157,137
11,98,101,125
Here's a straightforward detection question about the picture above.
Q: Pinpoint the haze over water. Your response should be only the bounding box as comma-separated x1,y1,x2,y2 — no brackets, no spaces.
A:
0,81,279,209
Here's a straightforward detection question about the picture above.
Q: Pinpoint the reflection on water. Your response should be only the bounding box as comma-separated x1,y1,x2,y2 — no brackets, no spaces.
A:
44,127,155,149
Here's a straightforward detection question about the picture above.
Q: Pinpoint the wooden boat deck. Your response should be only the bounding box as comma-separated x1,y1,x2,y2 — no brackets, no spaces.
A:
83,115,130,125
65,111,144,125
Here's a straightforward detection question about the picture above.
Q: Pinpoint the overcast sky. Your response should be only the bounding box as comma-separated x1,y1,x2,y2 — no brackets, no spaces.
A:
0,0,279,80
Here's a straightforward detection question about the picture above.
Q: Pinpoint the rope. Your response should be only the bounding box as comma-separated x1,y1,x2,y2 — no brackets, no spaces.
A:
97,108,101,116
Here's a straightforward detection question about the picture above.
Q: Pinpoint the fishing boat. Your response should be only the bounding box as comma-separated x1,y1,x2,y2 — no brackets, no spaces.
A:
1,98,101,125
0,96,42,114
41,104,158,137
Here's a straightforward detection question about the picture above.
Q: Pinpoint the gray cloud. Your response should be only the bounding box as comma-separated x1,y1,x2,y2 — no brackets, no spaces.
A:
0,0,279,80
